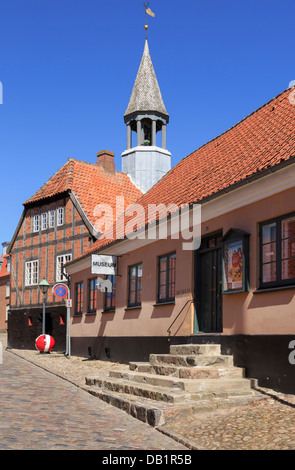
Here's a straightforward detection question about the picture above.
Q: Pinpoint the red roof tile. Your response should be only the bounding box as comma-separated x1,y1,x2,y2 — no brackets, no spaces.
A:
24,159,143,226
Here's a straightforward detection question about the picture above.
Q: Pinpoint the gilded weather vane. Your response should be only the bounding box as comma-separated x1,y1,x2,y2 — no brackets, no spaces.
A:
144,1,155,39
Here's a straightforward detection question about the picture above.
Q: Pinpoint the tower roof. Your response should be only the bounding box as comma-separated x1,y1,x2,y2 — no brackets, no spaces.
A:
124,39,169,122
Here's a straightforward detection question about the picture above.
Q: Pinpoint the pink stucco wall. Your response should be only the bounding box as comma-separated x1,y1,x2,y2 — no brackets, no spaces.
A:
69,186,295,340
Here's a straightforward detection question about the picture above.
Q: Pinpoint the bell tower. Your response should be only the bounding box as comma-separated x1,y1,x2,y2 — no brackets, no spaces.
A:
121,7,171,193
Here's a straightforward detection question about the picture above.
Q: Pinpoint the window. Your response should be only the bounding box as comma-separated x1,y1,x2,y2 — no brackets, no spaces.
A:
57,207,64,226
75,282,83,314
41,212,48,230
222,229,250,294
6,282,10,297
88,278,97,313
128,263,142,307
104,275,116,311
25,260,39,286
49,210,55,228
6,305,9,323
33,214,39,232
158,252,176,302
260,213,295,288
56,254,72,282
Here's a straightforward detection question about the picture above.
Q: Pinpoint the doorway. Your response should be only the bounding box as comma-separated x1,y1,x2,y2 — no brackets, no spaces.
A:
194,231,223,333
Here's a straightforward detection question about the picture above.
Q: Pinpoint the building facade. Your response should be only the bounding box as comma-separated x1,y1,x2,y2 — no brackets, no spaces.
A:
7,153,142,349
66,87,295,394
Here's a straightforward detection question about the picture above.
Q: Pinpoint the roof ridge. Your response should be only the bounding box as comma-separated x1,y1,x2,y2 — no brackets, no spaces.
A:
183,87,290,162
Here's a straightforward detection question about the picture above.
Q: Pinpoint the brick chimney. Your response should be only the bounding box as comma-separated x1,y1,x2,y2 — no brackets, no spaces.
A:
96,150,116,174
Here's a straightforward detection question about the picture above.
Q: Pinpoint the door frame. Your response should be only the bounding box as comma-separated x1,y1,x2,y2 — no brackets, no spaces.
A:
194,230,223,334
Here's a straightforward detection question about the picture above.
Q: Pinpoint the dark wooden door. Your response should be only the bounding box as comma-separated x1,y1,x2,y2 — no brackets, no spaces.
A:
195,233,223,333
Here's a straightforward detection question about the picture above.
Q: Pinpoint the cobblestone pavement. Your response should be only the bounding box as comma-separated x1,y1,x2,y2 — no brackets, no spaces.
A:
1,334,295,450
0,342,186,450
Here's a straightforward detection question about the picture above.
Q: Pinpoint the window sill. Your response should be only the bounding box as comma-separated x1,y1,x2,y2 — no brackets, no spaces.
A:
125,305,141,311
253,285,295,294
73,313,83,317
102,309,115,314
153,301,175,307
85,311,96,316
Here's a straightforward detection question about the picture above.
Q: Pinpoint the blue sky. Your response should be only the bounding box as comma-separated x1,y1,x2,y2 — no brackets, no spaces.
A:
0,0,294,247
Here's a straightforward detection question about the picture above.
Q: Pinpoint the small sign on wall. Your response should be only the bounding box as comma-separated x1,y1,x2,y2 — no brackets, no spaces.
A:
91,255,117,276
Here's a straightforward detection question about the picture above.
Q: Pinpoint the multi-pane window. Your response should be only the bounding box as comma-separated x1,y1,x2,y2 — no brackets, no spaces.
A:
56,254,72,282
25,260,39,286
57,207,64,226
33,214,39,232
104,275,116,311
88,278,97,313
260,213,295,288
75,282,83,314
41,212,48,230
128,263,142,307
158,252,176,302
49,210,55,228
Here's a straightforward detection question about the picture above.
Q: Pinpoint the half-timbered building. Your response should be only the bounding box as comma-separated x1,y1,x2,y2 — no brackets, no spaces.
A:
7,151,142,349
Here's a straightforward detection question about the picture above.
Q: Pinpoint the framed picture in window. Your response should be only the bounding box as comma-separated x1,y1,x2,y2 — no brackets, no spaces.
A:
222,229,250,294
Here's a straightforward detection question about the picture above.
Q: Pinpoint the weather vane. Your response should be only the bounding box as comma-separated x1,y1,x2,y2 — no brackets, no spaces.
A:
144,1,155,39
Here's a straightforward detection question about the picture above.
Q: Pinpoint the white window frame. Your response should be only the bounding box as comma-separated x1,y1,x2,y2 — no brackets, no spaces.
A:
56,254,72,282
57,207,64,226
25,260,39,286
33,214,40,233
49,210,55,228
56,207,64,227
41,212,48,230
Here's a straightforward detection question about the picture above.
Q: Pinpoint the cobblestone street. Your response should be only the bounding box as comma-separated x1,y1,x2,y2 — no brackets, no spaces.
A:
0,344,186,451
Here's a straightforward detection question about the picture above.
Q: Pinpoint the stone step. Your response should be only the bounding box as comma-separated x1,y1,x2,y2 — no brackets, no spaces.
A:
84,384,167,427
149,353,234,368
83,383,264,428
109,370,253,393
169,344,221,356
86,375,257,405
129,362,245,379
85,375,192,403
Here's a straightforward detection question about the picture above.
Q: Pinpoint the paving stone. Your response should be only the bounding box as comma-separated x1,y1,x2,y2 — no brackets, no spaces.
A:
0,341,185,450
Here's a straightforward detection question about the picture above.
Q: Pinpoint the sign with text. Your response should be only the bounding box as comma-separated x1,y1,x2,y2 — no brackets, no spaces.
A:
91,255,117,276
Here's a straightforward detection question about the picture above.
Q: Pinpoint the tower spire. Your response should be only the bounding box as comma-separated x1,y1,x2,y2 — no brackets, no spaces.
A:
121,7,171,193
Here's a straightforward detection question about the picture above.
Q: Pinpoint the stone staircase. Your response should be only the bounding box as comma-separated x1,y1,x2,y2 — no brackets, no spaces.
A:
84,343,263,427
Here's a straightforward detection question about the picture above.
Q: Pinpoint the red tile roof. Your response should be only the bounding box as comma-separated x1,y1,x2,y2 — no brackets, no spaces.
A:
139,87,295,208
24,158,143,226
72,87,295,261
